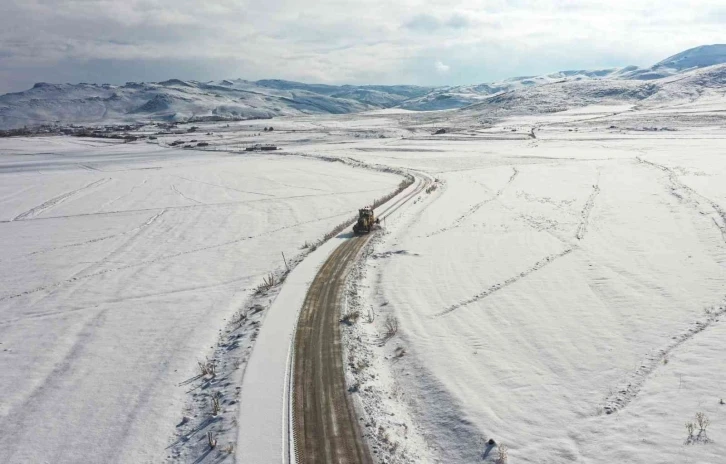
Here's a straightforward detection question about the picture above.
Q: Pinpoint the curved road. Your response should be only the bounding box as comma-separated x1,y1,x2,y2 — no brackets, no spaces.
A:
292,174,430,464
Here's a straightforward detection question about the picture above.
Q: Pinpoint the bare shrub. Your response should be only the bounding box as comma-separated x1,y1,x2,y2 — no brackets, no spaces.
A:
496,444,508,464
207,431,217,449
384,316,398,338
224,443,234,454
234,309,248,327
696,412,710,434
211,394,221,416
686,412,712,444
341,310,361,325
378,316,399,345
686,421,695,440
198,358,216,377
256,273,275,293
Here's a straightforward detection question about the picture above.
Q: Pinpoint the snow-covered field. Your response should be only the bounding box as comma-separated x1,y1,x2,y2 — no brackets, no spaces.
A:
2,92,726,464
316,110,726,463
0,138,401,463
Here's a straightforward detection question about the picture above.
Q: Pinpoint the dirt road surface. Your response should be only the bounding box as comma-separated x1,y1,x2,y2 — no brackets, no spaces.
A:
293,234,373,464
291,173,429,464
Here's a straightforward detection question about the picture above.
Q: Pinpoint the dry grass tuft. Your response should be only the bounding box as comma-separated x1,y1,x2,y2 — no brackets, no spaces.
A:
211,394,221,416
341,310,361,325
256,273,276,293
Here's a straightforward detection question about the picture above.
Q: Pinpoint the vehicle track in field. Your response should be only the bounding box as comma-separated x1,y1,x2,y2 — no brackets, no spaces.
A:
427,167,518,238
12,178,111,221
636,157,726,242
433,169,601,317
600,298,726,415
576,180,601,240
433,247,574,317
0,208,362,303
0,187,391,224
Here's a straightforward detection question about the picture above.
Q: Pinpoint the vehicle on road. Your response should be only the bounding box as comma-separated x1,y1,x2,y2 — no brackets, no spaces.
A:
352,206,379,234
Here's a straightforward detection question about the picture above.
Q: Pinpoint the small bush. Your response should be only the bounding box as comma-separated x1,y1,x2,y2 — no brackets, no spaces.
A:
685,412,711,444
234,309,248,327
378,316,399,345
211,394,221,416
696,412,710,434
341,311,361,325
207,431,217,449
384,316,398,338
686,421,695,439
198,358,216,377
256,273,275,293
496,444,508,464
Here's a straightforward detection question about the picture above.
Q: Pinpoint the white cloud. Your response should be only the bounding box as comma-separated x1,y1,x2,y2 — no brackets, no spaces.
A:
435,60,450,74
1,0,726,92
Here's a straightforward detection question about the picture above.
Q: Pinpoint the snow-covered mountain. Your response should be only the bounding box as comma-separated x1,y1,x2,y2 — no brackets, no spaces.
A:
654,44,726,71
0,79,430,129
402,44,726,111
2,45,726,129
455,63,726,117
398,68,631,110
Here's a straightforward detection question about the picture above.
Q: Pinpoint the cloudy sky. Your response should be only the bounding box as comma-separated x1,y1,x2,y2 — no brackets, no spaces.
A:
1,0,725,93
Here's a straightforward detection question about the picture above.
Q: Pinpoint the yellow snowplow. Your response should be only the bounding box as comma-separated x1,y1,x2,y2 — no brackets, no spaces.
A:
352,206,379,234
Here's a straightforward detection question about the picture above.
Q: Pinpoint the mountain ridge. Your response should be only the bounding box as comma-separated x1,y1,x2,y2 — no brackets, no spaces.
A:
2,44,726,129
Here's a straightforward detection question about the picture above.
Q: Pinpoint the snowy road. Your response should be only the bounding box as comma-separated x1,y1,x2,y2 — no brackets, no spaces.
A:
292,174,429,464
294,234,374,464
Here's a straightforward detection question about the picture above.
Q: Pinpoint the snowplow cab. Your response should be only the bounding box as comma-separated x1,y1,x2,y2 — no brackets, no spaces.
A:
353,207,376,234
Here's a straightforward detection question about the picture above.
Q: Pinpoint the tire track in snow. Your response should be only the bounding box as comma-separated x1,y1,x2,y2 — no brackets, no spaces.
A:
427,167,518,237
78,164,103,172
576,182,600,240
173,175,275,197
600,299,726,415
23,206,167,259
97,178,148,212
434,247,574,317
0,209,168,302
0,209,355,302
12,178,111,221
0,187,390,223
637,157,726,242
171,184,202,204
0,272,260,326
